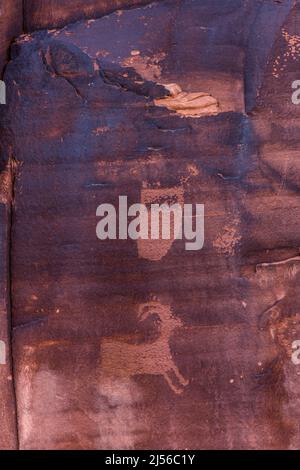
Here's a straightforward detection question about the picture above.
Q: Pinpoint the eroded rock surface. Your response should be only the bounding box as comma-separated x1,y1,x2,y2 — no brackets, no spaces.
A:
24,0,161,31
1,0,300,450
0,0,22,75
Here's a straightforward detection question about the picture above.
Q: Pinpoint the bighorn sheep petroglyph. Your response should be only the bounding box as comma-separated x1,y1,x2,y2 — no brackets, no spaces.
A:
100,300,189,394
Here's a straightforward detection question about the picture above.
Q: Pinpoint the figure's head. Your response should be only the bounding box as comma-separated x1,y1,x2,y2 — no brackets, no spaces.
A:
137,301,183,329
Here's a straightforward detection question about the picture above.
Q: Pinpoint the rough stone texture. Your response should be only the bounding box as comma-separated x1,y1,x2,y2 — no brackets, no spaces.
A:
0,0,22,76
0,173,18,448
1,0,300,450
24,0,161,31
0,2,160,74
0,0,22,449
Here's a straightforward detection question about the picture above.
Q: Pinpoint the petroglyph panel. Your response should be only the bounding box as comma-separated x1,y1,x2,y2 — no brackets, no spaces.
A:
1,0,300,451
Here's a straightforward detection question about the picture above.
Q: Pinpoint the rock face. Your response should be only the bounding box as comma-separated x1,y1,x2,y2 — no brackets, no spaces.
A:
1,1,157,74
0,200,18,450
0,0,22,75
24,0,158,31
1,0,300,450
0,0,22,448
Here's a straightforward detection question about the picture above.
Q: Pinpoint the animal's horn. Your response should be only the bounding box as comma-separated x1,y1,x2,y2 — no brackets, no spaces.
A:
137,301,163,321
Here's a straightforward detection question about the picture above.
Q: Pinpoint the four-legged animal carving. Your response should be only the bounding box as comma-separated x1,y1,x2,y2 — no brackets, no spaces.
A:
100,301,189,394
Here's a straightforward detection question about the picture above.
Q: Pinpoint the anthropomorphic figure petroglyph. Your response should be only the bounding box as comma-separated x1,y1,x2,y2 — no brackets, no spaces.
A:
100,300,189,394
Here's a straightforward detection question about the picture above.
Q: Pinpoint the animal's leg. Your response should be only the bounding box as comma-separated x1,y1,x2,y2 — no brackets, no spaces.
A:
163,371,184,395
172,365,189,386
